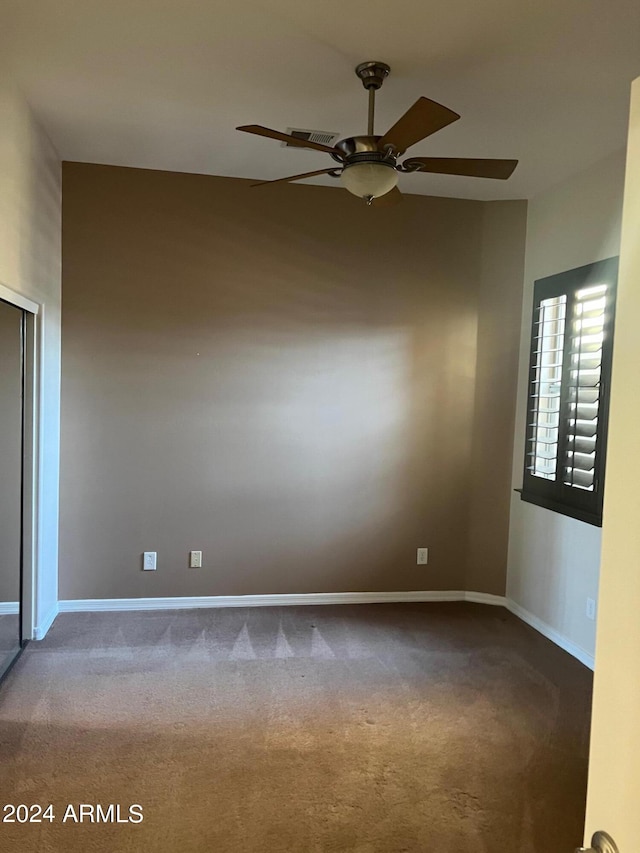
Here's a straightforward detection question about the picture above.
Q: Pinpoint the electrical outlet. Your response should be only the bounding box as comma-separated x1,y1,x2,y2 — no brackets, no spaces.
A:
189,550,202,568
417,548,429,565
586,598,596,620
143,551,157,571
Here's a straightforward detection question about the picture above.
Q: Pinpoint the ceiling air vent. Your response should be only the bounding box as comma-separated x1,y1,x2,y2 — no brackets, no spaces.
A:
283,128,340,149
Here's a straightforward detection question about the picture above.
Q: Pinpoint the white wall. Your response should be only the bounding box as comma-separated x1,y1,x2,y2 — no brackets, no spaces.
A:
507,149,626,665
0,73,61,638
585,75,640,852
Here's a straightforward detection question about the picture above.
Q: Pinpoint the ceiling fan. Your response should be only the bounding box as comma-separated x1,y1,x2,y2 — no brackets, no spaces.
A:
237,61,518,206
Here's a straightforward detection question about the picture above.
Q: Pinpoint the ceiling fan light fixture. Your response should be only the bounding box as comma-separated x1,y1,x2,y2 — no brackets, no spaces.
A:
339,161,398,201
239,60,518,199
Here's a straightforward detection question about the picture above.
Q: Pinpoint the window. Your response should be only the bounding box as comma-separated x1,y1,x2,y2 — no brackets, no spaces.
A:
520,257,618,526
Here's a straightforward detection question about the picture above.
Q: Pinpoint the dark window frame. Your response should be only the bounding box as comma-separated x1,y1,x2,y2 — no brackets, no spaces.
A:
519,257,618,527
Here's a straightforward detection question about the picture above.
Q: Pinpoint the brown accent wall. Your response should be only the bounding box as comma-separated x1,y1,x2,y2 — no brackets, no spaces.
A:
466,201,527,594
60,163,526,600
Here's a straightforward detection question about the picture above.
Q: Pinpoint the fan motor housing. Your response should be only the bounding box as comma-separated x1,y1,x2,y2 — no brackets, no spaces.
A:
332,135,397,166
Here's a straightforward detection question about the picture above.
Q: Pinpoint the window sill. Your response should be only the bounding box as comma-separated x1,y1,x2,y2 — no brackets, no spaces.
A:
515,489,603,527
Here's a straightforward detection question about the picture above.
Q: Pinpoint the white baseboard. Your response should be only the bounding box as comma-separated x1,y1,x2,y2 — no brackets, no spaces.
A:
33,603,59,640
58,589,507,614
36,594,593,672
464,591,506,606
506,598,595,670
0,601,59,639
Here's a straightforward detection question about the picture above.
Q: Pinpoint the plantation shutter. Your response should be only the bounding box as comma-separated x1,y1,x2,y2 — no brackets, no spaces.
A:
563,284,608,492
521,257,617,526
528,293,566,481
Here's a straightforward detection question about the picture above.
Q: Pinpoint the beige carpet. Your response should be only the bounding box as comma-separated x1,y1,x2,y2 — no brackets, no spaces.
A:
0,603,592,852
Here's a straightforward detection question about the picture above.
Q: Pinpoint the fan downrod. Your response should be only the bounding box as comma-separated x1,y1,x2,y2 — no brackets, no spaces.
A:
356,61,390,136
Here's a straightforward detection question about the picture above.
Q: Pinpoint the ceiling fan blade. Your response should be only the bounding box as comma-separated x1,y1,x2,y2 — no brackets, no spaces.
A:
372,186,403,207
251,168,340,187
403,157,518,179
237,124,342,156
378,98,460,155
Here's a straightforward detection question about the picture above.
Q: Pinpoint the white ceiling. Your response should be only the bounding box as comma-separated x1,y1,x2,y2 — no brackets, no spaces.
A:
2,0,640,200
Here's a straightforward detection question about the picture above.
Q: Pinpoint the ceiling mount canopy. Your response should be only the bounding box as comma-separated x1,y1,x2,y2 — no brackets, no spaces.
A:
354,60,390,91
237,61,518,206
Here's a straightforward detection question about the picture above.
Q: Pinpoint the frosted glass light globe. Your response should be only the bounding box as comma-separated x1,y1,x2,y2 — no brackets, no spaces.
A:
340,162,398,200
